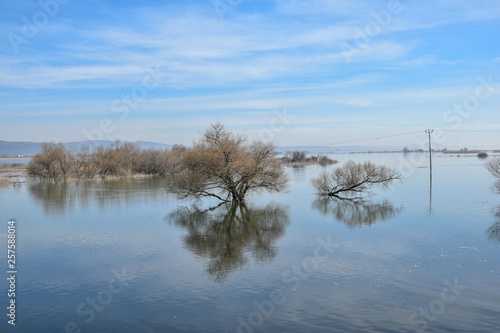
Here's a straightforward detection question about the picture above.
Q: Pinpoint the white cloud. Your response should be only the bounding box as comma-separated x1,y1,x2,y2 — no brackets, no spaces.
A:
0,5,414,89
1,1,499,145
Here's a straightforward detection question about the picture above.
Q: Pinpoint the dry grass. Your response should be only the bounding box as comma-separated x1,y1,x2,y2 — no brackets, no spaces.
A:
0,157,31,162
2,173,19,178
0,164,28,187
0,164,27,173
0,177,25,187
0,177,27,187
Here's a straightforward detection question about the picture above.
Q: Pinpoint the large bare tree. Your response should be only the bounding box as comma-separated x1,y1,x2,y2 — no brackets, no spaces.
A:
312,160,401,197
173,123,288,204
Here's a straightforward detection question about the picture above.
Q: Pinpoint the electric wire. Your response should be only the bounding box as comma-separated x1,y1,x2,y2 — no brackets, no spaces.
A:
327,129,500,146
328,130,422,146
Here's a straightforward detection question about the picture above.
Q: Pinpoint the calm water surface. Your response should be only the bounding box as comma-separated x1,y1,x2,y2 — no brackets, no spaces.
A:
1,153,499,332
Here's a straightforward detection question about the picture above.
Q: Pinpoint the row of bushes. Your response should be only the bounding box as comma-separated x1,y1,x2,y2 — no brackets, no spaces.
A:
281,151,338,166
27,141,187,181
27,143,337,182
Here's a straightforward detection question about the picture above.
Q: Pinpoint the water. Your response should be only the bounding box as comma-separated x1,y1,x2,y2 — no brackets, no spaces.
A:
0,158,31,166
1,153,499,332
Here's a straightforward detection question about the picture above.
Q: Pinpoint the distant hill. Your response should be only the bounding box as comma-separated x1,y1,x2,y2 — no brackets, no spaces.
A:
0,140,43,157
1,140,401,157
0,140,173,157
2,140,492,158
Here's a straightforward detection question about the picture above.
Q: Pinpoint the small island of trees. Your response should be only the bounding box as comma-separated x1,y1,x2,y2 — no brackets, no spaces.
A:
27,141,186,181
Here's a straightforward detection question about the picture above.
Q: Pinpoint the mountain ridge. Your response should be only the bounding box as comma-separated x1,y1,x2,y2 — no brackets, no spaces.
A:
0,140,173,157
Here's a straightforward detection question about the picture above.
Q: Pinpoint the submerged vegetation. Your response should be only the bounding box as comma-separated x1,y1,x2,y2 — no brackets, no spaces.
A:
172,123,288,204
486,157,500,179
13,124,418,205
281,151,338,166
27,141,186,181
0,163,27,187
311,160,402,197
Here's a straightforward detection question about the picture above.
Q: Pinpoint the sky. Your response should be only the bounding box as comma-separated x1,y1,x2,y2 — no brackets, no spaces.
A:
1,0,500,148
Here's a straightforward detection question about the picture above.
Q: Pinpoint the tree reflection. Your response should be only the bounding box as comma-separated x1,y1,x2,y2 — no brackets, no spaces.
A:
167,203,290,282
28,177,175,215
486,180,500,242
28,182,84,215
312,197,403,228
492,179,500,195
487,206,500,242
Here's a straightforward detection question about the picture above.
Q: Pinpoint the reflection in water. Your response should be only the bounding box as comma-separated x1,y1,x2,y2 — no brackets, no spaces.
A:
29,181,92,214
429,168,433,216
492,179,500,195
487,207,500,242
28,177,175,215
291,165,306,180
312,197,403,228
167,203,290,282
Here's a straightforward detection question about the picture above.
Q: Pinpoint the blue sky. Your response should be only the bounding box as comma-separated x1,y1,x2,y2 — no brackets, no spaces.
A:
1,0,500,147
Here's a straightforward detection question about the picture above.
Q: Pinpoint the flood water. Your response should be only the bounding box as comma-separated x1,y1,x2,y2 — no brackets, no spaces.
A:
1,153,499,332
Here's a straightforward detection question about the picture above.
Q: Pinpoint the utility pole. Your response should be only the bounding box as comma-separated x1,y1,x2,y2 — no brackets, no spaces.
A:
425,129,433,216
425,129,433,174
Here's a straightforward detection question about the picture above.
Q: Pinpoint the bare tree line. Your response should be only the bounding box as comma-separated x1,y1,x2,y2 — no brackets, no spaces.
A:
27,141,186,181
27,124,404,204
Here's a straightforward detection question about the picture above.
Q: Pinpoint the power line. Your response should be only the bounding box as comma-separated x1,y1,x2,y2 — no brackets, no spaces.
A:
444,130,500,132
327,130,422,146
326,128,500,146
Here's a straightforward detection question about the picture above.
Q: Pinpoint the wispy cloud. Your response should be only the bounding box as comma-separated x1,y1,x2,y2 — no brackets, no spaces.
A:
1,0,499,145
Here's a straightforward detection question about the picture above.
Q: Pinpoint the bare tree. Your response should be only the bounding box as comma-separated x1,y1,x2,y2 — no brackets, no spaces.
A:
132,147,185,176
28,140,187,181
73,143,99,179
317,155,337,166
27,142,73,181
312,160,401,197
291,151,306,162
168,144,187,174
486,157,500,178
173,123,288,204
95,140,140,177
